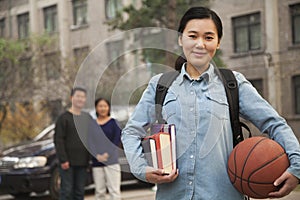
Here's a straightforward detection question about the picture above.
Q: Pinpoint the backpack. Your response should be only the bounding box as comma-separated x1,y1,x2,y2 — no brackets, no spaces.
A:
155,68,250,147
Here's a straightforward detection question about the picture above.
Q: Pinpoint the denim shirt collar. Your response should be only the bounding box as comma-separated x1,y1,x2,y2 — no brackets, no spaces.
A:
178,63,215,85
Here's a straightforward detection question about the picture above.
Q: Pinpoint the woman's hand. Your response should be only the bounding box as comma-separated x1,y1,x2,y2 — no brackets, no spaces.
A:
96,153,109,162
145,167,179,184
268,171,299,198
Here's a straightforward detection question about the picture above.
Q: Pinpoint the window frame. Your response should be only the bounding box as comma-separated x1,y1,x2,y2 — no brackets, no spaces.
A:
45,52,61,80
105,0,122,20
17,12,29,39
293,75,300,115
43,5,58,34
290,3,300,45
232,12,261,53
106,40,124,69
72,0,88,26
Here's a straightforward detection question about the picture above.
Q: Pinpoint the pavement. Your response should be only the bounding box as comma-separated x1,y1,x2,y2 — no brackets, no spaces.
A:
0,186,299,199
84,187,300,200
85,187,156,200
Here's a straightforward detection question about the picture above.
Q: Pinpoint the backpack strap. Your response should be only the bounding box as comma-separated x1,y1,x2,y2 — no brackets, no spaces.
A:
219,68,244,147
155,71,180,124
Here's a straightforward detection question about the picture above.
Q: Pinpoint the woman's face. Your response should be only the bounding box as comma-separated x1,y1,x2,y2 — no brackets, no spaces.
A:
179,18,220,70
96,100,110,117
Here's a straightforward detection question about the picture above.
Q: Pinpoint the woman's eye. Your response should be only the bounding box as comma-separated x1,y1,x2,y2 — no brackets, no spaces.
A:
206,36,214,40
188,35,197,39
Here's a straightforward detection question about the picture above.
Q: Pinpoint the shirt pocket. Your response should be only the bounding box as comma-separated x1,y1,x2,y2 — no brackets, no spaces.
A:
205,93,229,120
162,93,178,121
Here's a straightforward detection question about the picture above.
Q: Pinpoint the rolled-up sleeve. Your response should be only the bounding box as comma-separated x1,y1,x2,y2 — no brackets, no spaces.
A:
236,71,300,179
121,74,160,181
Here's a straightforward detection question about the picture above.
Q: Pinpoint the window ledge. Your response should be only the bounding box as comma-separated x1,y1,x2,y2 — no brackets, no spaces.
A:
70,24,89,31
288,44,300,50
230,49,265,59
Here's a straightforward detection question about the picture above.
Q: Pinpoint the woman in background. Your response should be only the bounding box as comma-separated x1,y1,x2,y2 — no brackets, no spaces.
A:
92,98,121,200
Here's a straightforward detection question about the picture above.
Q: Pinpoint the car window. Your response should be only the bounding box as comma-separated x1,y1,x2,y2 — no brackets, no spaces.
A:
37,129,54,141
33,124,55,141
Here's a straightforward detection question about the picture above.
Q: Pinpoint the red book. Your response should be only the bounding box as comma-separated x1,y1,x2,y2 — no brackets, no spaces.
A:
143,131,174,174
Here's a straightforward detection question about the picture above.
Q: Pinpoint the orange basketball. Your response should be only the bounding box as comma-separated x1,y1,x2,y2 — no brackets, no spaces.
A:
227,137,290,199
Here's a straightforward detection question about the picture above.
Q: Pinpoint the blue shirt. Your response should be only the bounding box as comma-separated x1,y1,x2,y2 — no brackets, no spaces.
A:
121,64,300,200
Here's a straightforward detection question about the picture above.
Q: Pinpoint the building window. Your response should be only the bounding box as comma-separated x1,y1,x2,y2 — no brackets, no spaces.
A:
74,46,89,67
293,75,300,114
106,40,124,69
17,13,29,39
105,0,122,19
45,52,60,80
44,5,58,34
249,79,263,97
232,12,261,53
0,18,5,37
19,57,32,83
290,4,300,44
72,0,87,26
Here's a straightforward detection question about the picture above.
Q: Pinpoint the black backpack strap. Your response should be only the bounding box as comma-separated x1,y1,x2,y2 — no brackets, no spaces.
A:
155,71,180,124
219,68,244,147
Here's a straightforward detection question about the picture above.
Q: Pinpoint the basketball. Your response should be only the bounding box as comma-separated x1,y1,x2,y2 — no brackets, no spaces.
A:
227,136,290,199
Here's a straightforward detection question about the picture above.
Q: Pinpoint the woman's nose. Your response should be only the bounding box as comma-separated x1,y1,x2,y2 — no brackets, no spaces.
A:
196,38,205,48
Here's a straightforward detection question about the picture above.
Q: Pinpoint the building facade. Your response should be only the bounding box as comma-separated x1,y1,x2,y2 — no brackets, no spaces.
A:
211,0,300,139
0,0,299,139
0,0,144,119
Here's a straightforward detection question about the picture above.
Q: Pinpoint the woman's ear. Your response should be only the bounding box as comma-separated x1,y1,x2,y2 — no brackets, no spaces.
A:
178,36,182,47
217,40,221,49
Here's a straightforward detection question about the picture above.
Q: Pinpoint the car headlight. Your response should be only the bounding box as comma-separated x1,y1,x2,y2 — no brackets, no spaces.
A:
14,156,47,169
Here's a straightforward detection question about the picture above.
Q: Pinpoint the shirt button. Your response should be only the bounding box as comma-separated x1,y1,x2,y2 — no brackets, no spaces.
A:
189,181,193,185
190,91,194,95
190,108,194,112
190,155,194,159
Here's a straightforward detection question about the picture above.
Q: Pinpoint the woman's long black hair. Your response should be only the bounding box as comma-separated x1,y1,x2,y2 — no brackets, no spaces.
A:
175,7,223,71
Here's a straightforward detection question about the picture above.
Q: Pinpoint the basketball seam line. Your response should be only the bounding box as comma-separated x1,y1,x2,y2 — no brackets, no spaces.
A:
247,152,287,198
240,137,267,195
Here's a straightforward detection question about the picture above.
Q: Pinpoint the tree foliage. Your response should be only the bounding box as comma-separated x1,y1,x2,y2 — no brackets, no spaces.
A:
107,0,209,30
0,35,66,147
0,102,49,147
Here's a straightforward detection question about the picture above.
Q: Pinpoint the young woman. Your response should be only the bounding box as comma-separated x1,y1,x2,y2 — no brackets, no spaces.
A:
121,7,300,200
92,98,121,200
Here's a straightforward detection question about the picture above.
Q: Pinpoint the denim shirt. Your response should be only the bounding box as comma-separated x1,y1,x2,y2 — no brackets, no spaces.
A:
121,64,300,200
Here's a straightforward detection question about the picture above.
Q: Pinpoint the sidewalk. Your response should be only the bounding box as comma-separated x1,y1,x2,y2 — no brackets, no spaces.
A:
85,187,156,200
252,191,300,200
84,188,299,200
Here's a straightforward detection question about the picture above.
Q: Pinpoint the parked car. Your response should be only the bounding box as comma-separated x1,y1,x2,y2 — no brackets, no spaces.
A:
0,124,139,199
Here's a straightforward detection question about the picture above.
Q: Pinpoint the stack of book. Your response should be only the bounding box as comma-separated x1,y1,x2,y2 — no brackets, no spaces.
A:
142,124,177,174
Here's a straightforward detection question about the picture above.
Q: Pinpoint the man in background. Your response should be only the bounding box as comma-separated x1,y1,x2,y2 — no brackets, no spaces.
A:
54,87,91,200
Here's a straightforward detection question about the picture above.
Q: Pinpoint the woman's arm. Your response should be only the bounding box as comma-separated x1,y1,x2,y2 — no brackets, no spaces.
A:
236,72,300,197
121,75,160,181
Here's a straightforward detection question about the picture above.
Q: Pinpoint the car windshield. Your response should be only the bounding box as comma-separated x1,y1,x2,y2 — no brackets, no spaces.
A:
33,124,55,141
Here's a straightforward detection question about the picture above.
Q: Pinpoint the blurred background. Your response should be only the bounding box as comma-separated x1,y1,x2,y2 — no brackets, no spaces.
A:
0,0,299,149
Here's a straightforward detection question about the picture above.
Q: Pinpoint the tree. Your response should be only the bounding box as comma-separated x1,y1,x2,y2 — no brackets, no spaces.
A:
0,34,79,147
0,38,26,131
0,102,49,147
